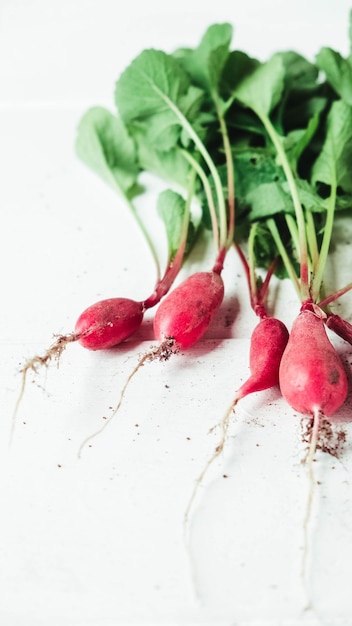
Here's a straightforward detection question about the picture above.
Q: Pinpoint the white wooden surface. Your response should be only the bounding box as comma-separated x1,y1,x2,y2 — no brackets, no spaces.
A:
1,1,352,624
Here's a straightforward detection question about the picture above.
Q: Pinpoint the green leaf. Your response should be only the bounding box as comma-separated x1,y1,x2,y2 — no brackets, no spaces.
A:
282,95,327,134
157,189,194,260
135,132,191,188
175,23,233,92
246,177,326,221
312,99,352,194
316,47,352,105
279,50,319,88
233,147,285,205
233,54,286,117
283,113,320,172
75,106,139,197
115,49,204,148
221,50,260,95
246,181,295,220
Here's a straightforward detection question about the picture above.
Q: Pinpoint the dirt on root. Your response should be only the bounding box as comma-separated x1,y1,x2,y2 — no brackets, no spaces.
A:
300,415,347,459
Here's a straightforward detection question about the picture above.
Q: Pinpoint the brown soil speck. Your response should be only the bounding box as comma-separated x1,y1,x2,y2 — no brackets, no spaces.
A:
301,416,347,459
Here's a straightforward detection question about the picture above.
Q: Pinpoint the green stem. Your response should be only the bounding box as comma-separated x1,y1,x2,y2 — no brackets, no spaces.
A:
212,91,235,247
154,85,227,249
181,150,219,250
311,178,337,301
305,210,319,275
257,112,309,300
143,169,196,309
267,218,301,299
247,223,259,305
285,214,300,264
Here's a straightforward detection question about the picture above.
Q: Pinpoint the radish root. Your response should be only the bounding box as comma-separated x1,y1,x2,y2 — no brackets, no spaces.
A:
10,332,77,446
77,338,177,458
301,407,321,587
184,398,237,539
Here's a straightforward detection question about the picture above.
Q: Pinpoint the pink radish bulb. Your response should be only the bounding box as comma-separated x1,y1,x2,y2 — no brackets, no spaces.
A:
153,271,224,350
235,316,289,401
75,297,144,350
279,309,348,417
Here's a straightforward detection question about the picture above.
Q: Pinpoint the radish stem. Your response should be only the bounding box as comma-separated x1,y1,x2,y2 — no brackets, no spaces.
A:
154,86,228,249
318,282,352,309
256,113,309,300
267,218,301,298
212,91,235,247
311,176,337,300
181,150,219,251
305,211,319,275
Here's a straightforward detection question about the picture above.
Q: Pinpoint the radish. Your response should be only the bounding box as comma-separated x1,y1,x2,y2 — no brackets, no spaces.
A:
153,268,225,351
247,94,352,593
279,306,348,418
184,236,289,527
279,304,349,584
76,251,228,458
12,179,197,447
234,315,289,399
16,206,189,378
76,34,239,456
75,297,145,350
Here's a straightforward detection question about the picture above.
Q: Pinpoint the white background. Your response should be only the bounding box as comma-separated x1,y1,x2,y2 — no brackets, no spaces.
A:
1,1,352,625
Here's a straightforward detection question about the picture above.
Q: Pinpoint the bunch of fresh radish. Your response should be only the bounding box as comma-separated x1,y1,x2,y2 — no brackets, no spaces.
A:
17,22,352,462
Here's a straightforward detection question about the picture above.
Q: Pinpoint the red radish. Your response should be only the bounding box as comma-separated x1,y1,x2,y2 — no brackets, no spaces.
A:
183,312,289,524
279,308,348,418
77,259,227,457
183,243,290,527
278,307,349,585
153,270,225,350
75,297,144,350
12,238,188,445
234,316,289,402
16,223,189,394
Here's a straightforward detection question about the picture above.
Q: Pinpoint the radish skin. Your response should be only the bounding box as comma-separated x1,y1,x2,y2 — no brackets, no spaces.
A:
153,271,225,350
279,309,348,417
75,297,144,350
235,316,289,401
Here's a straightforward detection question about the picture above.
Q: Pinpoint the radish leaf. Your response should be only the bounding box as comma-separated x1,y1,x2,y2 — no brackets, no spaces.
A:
115,49,205,148
316,47,352,105
175,23,233,92
157,189,196,260
233,54,286,117
312,99,352,195
75,106,139,198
